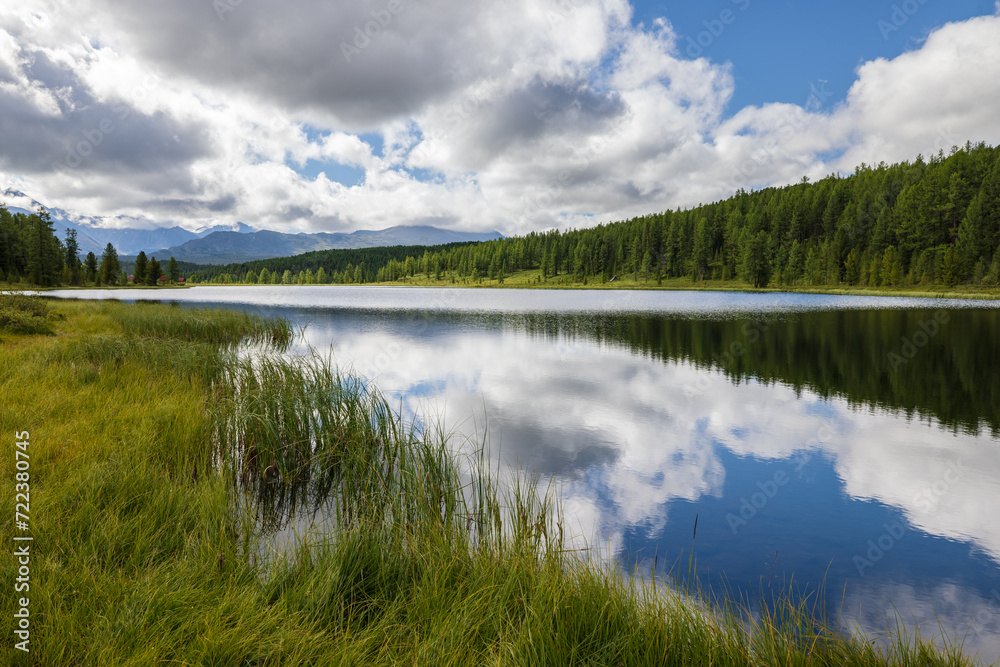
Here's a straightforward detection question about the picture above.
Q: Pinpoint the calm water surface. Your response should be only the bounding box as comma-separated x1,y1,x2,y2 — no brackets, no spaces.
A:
50,286,1000,660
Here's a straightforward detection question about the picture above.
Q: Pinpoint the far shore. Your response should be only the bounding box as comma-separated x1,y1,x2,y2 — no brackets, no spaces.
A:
22,277,1000,302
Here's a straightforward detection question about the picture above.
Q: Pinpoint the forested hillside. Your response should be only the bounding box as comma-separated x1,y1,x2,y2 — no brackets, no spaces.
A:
0,205,182,287
0,206,75,286
193,143,1000,290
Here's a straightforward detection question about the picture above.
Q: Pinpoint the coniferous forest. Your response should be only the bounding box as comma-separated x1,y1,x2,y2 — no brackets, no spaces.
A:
0,206,188,288
0,207,74,287
188,143,1000,291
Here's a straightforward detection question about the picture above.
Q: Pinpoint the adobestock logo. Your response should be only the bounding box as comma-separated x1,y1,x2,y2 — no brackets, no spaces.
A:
725,469,790,535
341,0,413,63
877,0,933,41
853,521,906,576
683,0,752,59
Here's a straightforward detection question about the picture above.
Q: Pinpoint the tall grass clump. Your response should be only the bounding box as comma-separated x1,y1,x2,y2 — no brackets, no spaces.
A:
105,300,293,347
212,353,557,560
0,290,59,335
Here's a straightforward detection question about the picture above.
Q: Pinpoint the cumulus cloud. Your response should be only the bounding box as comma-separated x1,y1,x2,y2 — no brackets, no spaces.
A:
834,13,1000,169
0,0,998,234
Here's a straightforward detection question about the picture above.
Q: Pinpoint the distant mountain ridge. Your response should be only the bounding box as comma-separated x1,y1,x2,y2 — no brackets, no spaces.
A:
1,189,501,262
2,189,252,256
154,226,504,264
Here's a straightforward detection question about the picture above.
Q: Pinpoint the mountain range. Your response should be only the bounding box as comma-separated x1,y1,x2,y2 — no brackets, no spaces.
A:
2,190,501,264
152,227,504,264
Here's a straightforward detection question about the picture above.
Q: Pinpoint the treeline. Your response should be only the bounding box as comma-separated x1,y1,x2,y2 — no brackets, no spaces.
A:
187,243,484,285
0,206,74,286
1,205,184,287
195,142,1000,290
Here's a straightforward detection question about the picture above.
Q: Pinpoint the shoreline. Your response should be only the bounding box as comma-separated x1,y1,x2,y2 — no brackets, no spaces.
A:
23,280,1000,302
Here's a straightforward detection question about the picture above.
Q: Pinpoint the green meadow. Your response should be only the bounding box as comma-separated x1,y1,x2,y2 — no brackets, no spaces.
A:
0,293,980,665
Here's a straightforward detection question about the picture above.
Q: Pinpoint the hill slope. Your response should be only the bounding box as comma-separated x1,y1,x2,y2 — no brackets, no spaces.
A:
156,226,503,264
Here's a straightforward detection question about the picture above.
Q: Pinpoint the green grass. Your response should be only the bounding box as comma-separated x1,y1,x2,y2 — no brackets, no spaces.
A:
0,290,63,336
0,299,986,665
208,270,1000,301
104,300,293,347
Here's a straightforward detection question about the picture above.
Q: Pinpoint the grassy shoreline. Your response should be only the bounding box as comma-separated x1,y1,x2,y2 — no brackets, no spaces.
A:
0,295,986,664
11,272,1000,301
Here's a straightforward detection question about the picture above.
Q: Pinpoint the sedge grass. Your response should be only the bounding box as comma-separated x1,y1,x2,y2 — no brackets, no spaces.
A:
0,298,988,665
0,290,61,336
104,299,294,347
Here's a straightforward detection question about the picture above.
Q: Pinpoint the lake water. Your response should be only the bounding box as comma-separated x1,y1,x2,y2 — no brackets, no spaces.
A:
49,286,1000,660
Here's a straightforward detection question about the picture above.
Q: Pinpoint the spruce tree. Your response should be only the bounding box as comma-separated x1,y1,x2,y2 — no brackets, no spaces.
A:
64,229,83,285
957,159,1000,278
133,251,148,285
84,252,98,284
100,243,120,286
740,232,770,288
145,257,162,286
26,207,61,286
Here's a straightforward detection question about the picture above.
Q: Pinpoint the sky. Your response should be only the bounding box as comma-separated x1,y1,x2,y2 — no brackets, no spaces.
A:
1,0,999,234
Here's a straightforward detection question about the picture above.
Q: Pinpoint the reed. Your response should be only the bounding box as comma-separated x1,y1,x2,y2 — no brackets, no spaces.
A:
104,299,293,347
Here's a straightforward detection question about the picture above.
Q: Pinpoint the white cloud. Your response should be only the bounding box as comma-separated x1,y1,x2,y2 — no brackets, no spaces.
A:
1,1,998,235
834,13,1000,170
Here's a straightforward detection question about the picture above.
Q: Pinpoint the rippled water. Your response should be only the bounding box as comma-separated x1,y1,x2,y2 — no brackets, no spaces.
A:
49,286,1000,660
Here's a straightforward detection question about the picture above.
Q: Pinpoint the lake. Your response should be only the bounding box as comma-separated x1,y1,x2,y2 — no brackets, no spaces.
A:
48,285,1000,660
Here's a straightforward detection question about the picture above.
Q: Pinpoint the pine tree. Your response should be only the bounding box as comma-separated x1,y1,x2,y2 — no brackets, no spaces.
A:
844,248,861,285
691,219,711,281
940,246,960,286
134,251,148,285
168,256,180,283
26,207,61,286
740,232,770,288
985,245,1000,286
84,252,98,284
64,229,83,285
100,243,121,286
145,256,162,286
